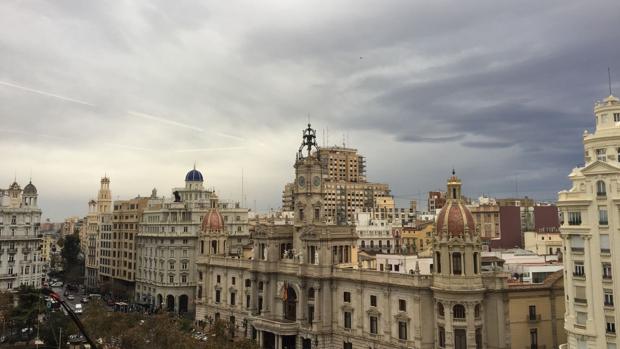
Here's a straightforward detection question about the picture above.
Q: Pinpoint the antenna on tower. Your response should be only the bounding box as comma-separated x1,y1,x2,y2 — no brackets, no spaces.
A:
609,67,613,95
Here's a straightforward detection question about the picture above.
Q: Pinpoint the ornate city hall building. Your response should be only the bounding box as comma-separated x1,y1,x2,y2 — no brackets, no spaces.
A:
195,125,517,349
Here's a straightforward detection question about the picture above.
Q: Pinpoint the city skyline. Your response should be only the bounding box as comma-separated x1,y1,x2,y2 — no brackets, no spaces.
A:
2,1,620,221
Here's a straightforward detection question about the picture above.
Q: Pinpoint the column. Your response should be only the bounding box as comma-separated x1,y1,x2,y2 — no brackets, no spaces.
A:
466,302,476,349
445,301,454,349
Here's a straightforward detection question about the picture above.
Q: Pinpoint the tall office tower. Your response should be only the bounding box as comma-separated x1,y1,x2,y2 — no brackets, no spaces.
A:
282,130,391,224
558,93,620,349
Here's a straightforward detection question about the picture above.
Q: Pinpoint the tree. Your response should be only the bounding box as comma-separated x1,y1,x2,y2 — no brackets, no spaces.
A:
10,285,43,331
61,234,82,284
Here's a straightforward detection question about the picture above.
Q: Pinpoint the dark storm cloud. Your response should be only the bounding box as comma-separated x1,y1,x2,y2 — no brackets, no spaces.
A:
1,0,619,219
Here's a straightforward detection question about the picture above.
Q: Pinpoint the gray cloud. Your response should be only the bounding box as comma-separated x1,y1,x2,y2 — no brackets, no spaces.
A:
0,0,619,220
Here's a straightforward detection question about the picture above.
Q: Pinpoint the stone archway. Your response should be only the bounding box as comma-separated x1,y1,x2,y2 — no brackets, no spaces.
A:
179,294,189,313
166,295,175,312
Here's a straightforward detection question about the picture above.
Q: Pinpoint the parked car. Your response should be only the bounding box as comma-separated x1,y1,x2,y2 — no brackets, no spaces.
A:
74,304,83,314
81,297,89,303
67,295,75,301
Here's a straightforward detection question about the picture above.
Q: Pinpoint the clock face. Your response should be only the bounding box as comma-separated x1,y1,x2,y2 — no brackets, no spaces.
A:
298,176,306,187
313,176,321,187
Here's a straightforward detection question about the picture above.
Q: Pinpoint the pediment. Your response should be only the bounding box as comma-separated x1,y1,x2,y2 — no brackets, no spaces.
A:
580,161,620,176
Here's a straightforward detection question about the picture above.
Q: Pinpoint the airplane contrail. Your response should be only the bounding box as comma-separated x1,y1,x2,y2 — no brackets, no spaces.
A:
127,110,205,132
173,146,246,153
0,80,96,107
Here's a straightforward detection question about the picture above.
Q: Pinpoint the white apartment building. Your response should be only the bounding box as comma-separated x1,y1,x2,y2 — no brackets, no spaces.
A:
135,168,249,314
558,93,620,349
0,180,44,290
355,212,399,253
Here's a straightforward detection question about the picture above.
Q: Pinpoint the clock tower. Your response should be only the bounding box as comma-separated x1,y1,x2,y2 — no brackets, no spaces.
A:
293,124,325,226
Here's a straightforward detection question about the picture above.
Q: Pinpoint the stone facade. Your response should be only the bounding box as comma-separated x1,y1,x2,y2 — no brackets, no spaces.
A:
196,125,515,349
558,94,620,349
0,180,44,290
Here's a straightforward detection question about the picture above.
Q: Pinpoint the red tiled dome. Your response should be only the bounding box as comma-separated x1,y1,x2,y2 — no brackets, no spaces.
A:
202,208,224,232
436,201,476,237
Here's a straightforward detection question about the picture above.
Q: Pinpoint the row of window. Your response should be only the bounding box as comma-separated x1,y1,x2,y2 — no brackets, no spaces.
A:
573,261,612,279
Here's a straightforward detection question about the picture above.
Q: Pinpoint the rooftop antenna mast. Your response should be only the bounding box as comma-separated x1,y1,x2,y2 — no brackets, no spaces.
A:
609,67,613,95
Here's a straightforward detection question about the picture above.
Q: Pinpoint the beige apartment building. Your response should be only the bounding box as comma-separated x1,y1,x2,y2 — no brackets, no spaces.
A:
85,176,112,290
507,270,566,349
98,196,149,297
558,93,620,349
470,204,500,240
196,125,520,349
282,142,391,224
524,230,562,256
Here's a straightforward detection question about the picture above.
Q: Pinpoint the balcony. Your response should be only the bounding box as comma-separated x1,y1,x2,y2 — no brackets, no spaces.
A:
0,273,17,280
22,247,32,254
571,247,584,254
574,298,588,304
526,314,542,322
7,248,17,254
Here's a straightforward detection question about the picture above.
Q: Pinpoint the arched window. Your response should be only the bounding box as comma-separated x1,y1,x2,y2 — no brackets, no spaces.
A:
436,252,442,274
308,287,315,301
438,302,444,317
597,180,607,196
473,252,479,274
453,304,466,319
361,240,366,248
452,252,462,275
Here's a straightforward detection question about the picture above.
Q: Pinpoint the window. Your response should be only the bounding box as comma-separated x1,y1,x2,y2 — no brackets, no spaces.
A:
597,180,607,196
438,326,446,347
603,263,613,279
398,321,407,340
474,304,480,318
436,252,441,273
217,275,221,283
438,302,444,317
215,290,221,303
476,328,482,349
576,311,587,326
575,286,587,304
453,304,466,319
597,148,607,162
528,305,537,320
571,236,585,252
530,328,538,348
181,274,187,283
245,279,251,288
574,262,585,277
607,317,616,334
452,252,462,275
473,252,478,274
258,296,263,312
601,235,611,253
232,277,236,285
568,212,582,226
230,293,236,306
344,311,352,329
246,295,250,308
615,112,620,122
343,292,351,303
169,275,174,283
308,288,315,300
369,316,378,334
343,342,352,349
308,305,314,323
399,299,406,312
599,208,609,225
370,295,377,307
605,290,614,306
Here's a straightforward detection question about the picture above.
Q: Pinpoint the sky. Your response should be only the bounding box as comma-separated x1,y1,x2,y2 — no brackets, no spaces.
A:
1,1,619,221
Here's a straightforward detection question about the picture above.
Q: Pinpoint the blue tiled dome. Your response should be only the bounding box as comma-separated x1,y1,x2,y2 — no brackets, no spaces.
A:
185,169,204,182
